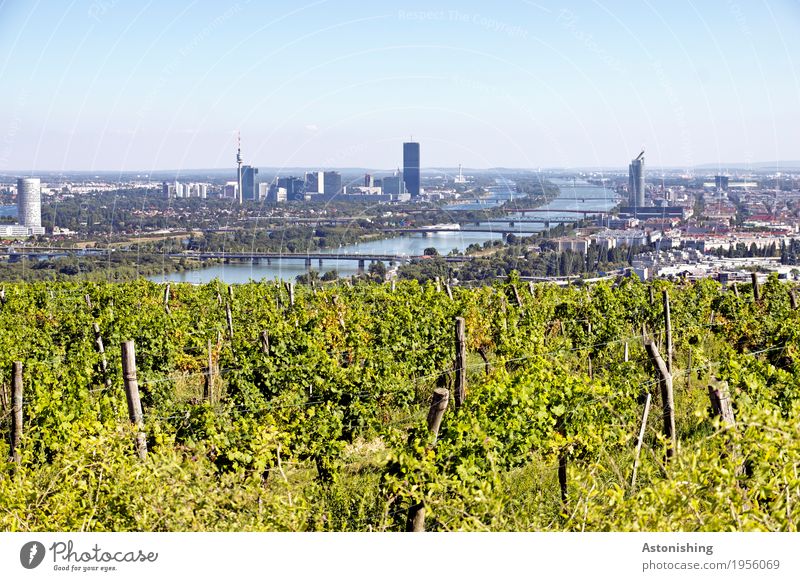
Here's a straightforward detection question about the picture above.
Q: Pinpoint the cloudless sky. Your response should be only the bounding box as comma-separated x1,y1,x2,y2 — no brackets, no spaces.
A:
0,0,798,172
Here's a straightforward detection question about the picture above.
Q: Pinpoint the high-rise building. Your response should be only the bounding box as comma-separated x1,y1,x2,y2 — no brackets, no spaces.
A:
383,172,405,196
17,178,42,228
236,133,243,204
715,175,729,191
241,165,258,201
403,141,420,197
628,150,645,207
277,177,305,201
364,173,373,187
305,171,324,194
323,171,342,196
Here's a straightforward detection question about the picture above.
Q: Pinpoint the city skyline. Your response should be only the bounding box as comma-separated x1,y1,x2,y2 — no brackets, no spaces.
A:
0,1,798,172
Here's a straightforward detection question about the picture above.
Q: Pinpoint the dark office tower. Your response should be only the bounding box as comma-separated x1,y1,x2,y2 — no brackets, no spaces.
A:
323,171,342,196
278,176,306,200
715,175,729,191
628,150,645,207
241,165,258,201
403,141,420,197
364,173,373,187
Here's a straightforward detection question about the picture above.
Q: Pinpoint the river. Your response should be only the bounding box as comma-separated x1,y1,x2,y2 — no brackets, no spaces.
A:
149,179,619,284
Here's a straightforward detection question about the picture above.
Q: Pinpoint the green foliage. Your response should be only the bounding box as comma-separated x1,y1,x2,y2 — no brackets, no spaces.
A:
0,277,798,531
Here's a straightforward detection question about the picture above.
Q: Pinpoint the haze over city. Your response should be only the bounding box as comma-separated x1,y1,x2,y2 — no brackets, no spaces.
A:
1,0,798,172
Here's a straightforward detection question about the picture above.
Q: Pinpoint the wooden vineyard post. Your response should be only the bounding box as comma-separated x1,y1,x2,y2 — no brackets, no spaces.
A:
528,281,535,297
708,381,741,474
454,317,467,409
630,393,652,491
226,302,234,343
92,323,112,388
556,416,568,506
586,322,593,380
391,279,396,293
284,282,295,307
649,285,655,305
477,346,490,375
164,284,171,315
260,330,270,355
511,283,523,309
426,388,449,443
645,340,676,459
445,282,453,301
731,282,739,298
663,289,672,374
435,277,441,293
708,382,735,426
686,349,692,391
790,288,798,310
407,388,450,532
10,362,22,464
624,341,629,363
121,341,148,460
751,272,760,301
204,340,214,401
84,294,93,310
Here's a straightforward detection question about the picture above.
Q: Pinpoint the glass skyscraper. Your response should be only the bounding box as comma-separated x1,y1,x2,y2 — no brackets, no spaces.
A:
628,151,645,207
403,141,420,197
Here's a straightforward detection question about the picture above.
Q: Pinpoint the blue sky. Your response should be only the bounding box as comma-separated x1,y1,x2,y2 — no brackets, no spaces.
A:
0,0,798,171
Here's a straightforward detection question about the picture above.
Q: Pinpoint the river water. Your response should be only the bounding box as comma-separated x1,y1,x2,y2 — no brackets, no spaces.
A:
149,179,619,284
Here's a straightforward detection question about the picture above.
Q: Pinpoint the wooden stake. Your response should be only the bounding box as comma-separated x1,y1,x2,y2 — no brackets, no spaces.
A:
662,289,672,374
408,388,450,532
556,417,568,505
121,341,147,460
790,288,798,310
511,283,523,309
92,323,112,388
645,340,676,459
406,503,425,532
477,346,490,375
84,294,93,310
10,361,22,464
454,317,467,408
435,277,441,293
708,382,735,426
649,285,655,305
630,393,652,491
624,341,629,362
587,322,593,379
226,302,234,341
686,349,692,391
260,330,270,355
708,381,742,474
164,284,171,315
731,282,739,298
391,279,396,292
426,388,449,442
204,340,213,401
284,282,295,307
528,281,535,296
751,272,760,301
445,283,453,301
228,285,234,300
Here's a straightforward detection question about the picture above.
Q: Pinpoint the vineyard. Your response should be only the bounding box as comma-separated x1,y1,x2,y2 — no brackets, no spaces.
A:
1,274,799,532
